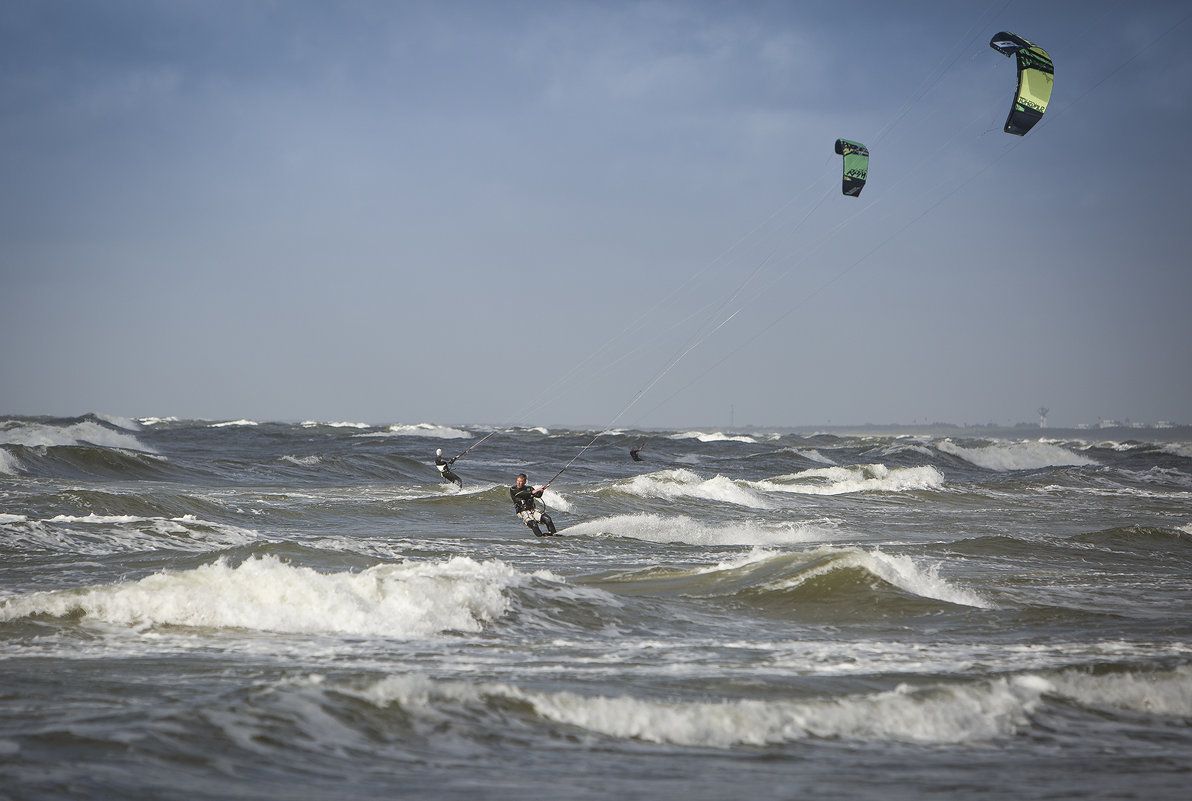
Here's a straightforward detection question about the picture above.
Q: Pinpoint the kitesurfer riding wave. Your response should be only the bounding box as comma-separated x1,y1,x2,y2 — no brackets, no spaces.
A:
510,473,556,536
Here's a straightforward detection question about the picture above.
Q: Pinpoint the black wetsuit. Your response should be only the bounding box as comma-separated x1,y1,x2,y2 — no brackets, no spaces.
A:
629,447,643,462
436,455,463,487
510,483,556,536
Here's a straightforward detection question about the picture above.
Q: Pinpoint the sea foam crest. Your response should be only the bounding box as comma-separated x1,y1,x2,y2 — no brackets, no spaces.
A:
300,420,371,429
938,439,1097,470
0,419,154,453
1048,664,1192,717
669,431,758,444
563,513,834,547
0,450,20,476
1161,442,1192,459
767,547,992,609
0,555,541,638
351,672,1049,747
755,464,944,495
3,513,260,555
618,469,771,509
375,423,471,439
1048,662,1192,719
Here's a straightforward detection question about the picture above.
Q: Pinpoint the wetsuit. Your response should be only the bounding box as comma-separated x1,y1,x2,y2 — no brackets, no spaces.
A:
510,483,556,536
629,447,643,462
436,454,463,488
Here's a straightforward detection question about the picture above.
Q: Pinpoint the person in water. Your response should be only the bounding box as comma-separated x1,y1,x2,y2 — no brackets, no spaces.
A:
629,445,644,462
510,473,556,536
435,448,463,488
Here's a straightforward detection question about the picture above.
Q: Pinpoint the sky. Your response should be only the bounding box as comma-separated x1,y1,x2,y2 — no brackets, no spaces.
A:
3,0,1190,430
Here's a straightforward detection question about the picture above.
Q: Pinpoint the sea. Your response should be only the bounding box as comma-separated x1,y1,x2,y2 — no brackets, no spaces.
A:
2,413,1190,800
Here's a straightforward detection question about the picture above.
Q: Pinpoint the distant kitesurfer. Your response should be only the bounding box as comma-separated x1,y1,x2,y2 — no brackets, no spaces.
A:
510,473,556,536
629,444,644,462
435,448,463,488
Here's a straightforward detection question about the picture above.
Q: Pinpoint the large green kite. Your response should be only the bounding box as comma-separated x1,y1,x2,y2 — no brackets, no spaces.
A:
834,139,869,197
989,31,1054,136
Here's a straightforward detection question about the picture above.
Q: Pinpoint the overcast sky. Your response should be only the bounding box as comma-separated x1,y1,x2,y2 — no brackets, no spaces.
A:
3,0,1190,429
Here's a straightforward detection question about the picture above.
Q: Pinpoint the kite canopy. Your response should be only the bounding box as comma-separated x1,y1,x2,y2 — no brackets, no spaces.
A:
989,31,1054,136
834,139,869,197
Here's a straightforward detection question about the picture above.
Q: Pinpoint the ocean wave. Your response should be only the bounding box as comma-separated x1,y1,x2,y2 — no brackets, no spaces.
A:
348,662,1192,748
564,514,835,547
612,468,771,509
761,547,992,609
668,431,758,444
0,448,21,476
366,423,472,439
1,513,260,555
791,448,837,465
0,418,154,453
1048,663,1192,718
347,672,1041,747
281,454,323,466
576,545,990,611
1161,442,1192,459
938,439,1097,471
93,413,141,431
137,416,179,426
210,419,259,428
0,555,550,638
299,421,371,429
753,464,944,495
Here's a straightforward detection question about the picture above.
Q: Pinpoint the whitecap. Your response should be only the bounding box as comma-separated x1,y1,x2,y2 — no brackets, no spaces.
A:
0,420,154,453
939,439,1096,471
367,423,471,439
564,513,834,547
617,469,771,509
0,555,547,638
755,464,944,495
350,672,1046,747
668,431,757,444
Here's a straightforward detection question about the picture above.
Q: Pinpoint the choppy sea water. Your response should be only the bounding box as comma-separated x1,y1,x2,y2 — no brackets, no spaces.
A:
2,414,1191,800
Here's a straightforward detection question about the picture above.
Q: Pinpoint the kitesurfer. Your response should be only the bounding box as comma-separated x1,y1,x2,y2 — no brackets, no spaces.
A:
435,448,463,488
510,473,556,536
629,445,644,462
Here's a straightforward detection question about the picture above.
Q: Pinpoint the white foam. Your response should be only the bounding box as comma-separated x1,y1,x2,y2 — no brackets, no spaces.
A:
564,513,834,547
4,513,260,554
766,547,992,609
939,439,1097,471
352,672,1048,747
1048,664,1192,717
793,448,836,465
618,468,771,508
0,420,154,453
538,487,572,513
1161,442,1192,459
0,555,546,638
0,449,21,476
755,464,944,495
94,414,140,431
137,416,178,426
210,419,259,428
299,421,371,429
281,455,323,466
669,431,758,444
370,423,471,439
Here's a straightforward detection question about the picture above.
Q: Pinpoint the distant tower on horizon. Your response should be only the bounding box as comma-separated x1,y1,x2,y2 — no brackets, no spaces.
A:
1038,407,1049,428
